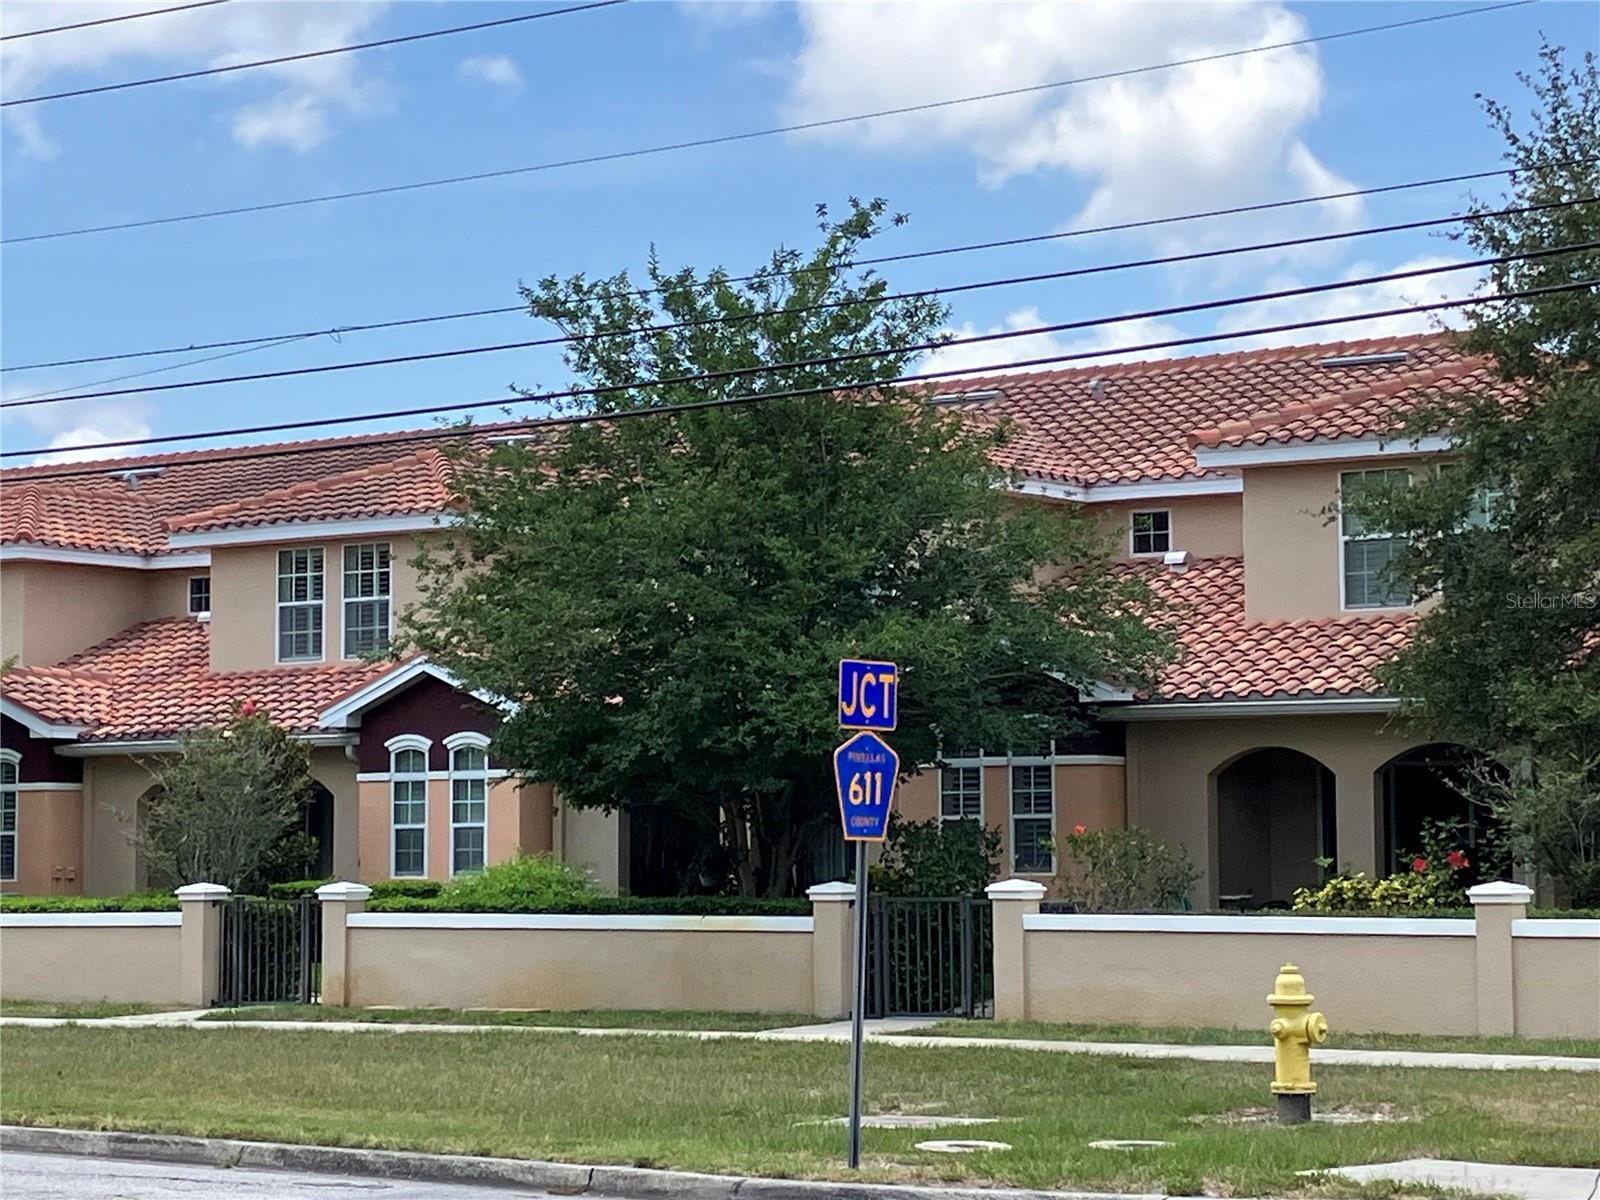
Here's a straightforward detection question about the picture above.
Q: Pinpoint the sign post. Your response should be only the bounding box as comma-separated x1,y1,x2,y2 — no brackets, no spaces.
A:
834,659,898,1170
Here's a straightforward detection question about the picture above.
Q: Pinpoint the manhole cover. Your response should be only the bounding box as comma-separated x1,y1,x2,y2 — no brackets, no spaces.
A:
915,1139,1013,1154
1088,1139,1174,1150
800,1115,1000,1129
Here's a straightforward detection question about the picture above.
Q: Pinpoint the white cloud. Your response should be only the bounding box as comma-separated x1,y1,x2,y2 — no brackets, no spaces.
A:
457,54,522,89
924,305,1187,379
2,375,156,465
783,2,1361,257
0,1,389,154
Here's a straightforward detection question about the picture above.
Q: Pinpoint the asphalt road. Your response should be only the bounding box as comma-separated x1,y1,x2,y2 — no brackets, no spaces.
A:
0,1151,569,1199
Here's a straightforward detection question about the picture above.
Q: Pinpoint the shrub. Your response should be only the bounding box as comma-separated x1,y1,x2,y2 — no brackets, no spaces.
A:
1054,826,1198,912
0,892,179,913
266,879,443,901
872,815,1000,898
434,853,600,910
1294,823,1480,913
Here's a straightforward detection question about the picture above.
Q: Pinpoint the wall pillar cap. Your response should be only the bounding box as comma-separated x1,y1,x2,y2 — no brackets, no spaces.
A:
1467,880,1534,906
986,879,1048,901
806,881,857,903
316,881,374,902
174,882,230,902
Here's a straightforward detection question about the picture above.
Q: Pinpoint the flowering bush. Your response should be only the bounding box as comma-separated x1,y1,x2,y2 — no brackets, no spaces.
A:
1294,833,1477,913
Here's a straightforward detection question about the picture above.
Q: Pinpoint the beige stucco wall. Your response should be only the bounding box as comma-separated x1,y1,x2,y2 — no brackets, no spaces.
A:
1093,494,1243,562
309,747,360,881
80,756,153,895
4,787,84,895
356,775,554,883
209,534,428,673
0,562,160,667
1125,713,1428,907
556,801,628,893
0,919,184,1003
1513,933,1600,1037
1023,925,1479,1033
344,920,813,1011
146,568,198,620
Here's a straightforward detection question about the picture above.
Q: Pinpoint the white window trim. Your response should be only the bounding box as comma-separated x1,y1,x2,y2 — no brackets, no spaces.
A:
1,749,19,883
187,574,211,619
447,734,491,875
1009,760,1056,876
389,743,429,880
937,761,984,824
275,546,326,665
1129,509,1172,557
341,541,395,662
1338,469,1414,613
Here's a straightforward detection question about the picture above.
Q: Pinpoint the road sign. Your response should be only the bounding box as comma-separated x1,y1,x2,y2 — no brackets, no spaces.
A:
833,730,898,843
838,659,897,731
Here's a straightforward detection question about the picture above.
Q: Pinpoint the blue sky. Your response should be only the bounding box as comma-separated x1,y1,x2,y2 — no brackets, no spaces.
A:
2,0,1595,465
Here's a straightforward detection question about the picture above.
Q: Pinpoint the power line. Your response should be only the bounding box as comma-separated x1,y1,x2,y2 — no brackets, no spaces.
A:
2,1,626,107
0,1,227,42
7,209,1592,411
1,1,1533,244
6,181,1583,382
7,266,1592,462
0,334,326,405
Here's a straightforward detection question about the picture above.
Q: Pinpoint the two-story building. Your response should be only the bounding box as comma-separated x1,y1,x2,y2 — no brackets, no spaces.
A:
1,332,1497,905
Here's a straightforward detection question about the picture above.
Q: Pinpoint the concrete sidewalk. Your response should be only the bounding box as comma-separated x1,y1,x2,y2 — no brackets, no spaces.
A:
3,1010,1596,1073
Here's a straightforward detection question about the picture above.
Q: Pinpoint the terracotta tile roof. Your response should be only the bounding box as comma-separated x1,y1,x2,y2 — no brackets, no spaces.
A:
165,449,456,534
1190,358,1517,450
0,480,164,554
929,332,1464,485
1123,556,1415,702
1,618,388,742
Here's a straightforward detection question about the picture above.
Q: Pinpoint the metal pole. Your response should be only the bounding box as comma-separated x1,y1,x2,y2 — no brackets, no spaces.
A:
847,838,869,1169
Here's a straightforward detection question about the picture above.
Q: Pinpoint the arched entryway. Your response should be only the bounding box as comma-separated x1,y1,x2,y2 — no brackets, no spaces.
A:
1379,743,1498,876
303,782,335,879
1213,748,1336,908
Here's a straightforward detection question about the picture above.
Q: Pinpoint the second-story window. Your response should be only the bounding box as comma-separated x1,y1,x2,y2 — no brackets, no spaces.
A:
1131,510,1171,555
343,542,392,658
276,547,324,662
187,575,211,616
1340,469,1411,609
1,752,17,882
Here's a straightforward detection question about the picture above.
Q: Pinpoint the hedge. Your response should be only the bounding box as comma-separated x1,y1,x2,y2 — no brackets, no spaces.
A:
0,893,180,913
266,879,443,901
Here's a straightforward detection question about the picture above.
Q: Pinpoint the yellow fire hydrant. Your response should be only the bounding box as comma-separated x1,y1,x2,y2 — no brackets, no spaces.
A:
1268,962,1328,1125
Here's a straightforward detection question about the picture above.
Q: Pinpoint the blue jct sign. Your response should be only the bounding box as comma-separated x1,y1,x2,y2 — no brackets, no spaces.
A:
833,731,899,842
838,659,897,731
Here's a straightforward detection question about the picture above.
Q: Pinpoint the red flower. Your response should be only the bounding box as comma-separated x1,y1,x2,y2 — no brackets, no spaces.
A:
1411,856,1429,874
1073,824,1087,836
1447,850,1469,870
239,700,258,717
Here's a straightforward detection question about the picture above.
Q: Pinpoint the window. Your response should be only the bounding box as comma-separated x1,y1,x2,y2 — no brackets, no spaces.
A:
1,753,16,881
187,575,211,616
939,765,982,822
448,738,489,874
1010,763,1054,874
390,745,428,878
343,542,392,658
1340,469,1411,609
276,548,324,661
1131,510,1171,555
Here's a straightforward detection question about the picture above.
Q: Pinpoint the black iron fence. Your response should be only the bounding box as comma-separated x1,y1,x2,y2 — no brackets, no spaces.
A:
867,896,992,1019
219,893,321,1006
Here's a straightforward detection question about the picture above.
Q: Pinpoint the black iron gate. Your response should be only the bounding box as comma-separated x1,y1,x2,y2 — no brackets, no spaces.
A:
866,896,992,1019
219,894,321,1006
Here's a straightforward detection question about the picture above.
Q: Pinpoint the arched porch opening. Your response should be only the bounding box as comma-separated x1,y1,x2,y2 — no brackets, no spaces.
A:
1378,743,1499,877
1212,747,1336,908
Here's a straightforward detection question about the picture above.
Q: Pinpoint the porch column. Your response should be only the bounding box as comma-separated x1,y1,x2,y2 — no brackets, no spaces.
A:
317,881,372,1008
807,882,855,1019
1469,880,1532,1035
1330,765,1381,876
986,878,1045,1021
175,882,229,1008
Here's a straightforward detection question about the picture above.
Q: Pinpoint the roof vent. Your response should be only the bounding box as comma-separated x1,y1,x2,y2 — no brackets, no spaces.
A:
1162,549,1190,571
107,467,164,489
1088,377,1105,401
1317,351,1409,368
929,387,1002,405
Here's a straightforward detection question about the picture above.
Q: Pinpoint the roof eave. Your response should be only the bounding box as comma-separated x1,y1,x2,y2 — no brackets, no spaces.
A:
1193,434,1453,470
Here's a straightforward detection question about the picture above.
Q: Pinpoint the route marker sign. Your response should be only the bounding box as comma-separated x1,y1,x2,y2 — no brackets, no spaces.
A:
833,731,899,843
838,659,897,731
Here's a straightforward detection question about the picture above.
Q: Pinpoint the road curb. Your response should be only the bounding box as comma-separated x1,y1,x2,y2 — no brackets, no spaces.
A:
0,1125,1174,1200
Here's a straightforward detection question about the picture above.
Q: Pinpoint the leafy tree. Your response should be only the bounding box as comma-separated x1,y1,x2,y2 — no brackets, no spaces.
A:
404,200,1173,895
873,815,1001,898
1055,826,1199,913
136,703,319,892
1351,45,1600,903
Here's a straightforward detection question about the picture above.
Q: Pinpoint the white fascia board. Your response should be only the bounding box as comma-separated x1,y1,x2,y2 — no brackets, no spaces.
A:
1009,478,1088,502
318,657,511,730
165,511,454,550
1193,434,1453,470
58,730,356,757
1024,912,1473,936
0,544,210,571
1008,475,1243,504
1106,697,1401,721
0,697,87,739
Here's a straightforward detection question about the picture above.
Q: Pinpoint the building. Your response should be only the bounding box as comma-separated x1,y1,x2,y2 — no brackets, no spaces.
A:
0,332,1497,905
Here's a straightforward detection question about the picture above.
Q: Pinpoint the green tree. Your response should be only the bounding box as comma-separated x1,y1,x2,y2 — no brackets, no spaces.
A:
1351,46,1600,903
404,200,1173,896
137,704,318,891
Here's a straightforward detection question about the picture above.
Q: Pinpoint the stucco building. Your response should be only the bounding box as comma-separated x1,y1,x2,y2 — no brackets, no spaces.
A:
1,332,1495,905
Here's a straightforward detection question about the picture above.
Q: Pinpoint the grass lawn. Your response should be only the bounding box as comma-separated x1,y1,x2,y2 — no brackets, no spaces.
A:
0,999,180,1020
920,1020,1600,1060
199,1005,811,1031
3,1026,1596,1196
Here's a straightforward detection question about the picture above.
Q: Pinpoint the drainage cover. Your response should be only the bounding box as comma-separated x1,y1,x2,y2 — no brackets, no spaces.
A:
1088,1139,1174,1150
915,1139,1013,1154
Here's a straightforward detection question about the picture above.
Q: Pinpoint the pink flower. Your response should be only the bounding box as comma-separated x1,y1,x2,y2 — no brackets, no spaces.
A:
1446,850,1469,870
239,700,258,717
1411,856,1428,874
1073,824,1087,836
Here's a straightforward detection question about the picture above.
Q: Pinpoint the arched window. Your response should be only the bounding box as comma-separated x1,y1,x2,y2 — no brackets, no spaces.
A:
446,733,490,875
1,750,18,882
386,735,430,878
